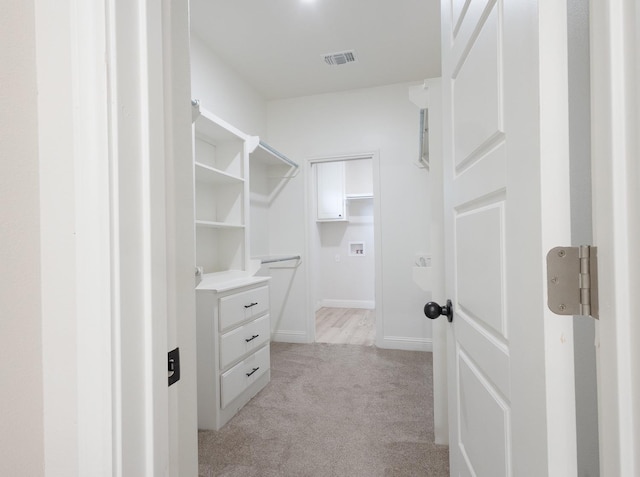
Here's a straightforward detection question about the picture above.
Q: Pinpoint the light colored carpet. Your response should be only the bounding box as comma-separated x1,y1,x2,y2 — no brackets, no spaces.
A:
198,342,449,476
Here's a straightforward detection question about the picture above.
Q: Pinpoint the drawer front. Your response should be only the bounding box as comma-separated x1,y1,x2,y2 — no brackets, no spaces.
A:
219,314,270,369
219,286,269,331
220,345,270,408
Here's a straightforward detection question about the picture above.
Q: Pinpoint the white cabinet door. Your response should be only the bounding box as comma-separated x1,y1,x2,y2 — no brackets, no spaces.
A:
316,161,346,220
440,1,576,475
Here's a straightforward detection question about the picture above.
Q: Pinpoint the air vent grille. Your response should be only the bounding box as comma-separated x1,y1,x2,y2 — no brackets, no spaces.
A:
322,50,357,66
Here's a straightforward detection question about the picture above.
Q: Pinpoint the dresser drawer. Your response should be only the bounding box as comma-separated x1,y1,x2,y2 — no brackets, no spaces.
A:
220,345,270,408
219,314,270,369
219,286,269,332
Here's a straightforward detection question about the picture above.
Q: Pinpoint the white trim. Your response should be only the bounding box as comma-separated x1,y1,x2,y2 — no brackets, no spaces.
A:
37,0,115,474
539,1,578,474
420,77,448,445
142,0,171,472
378,336,433,352
73,0,115,466
319,299,375,309
162,0,199,475
590,0,640,474
37,1,195,475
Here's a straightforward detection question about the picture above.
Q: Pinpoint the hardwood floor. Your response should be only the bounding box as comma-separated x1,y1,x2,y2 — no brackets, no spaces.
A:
315,307,375,346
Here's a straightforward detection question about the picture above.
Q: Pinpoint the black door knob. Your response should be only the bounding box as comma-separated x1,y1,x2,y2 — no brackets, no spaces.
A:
424,299,453,322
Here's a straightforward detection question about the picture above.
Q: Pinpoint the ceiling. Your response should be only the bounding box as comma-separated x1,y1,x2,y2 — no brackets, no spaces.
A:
189,0,441,100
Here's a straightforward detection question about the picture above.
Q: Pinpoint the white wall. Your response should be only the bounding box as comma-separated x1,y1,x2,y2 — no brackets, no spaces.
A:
267,83,433,349
316,158,375,308
190,34,267,136
0,1,45,475
317,199,375,308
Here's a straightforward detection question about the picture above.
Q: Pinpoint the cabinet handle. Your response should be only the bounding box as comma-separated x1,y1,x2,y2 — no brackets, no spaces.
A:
244,302,258,309
245,334,259,343
246,367,260,377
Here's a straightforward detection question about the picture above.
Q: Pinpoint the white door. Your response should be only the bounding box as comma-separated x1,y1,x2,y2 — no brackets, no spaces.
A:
439,1,577,475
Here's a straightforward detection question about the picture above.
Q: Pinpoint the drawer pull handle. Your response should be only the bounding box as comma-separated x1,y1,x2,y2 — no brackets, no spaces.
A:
245,334,259,343
246,367,260,377
244,302,258,309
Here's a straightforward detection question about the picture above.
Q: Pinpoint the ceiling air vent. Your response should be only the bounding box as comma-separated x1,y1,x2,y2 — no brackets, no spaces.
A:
322,50,357,66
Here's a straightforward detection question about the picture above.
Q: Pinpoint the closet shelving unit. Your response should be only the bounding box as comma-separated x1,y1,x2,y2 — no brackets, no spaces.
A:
192,100,284,431
192,99,301,280
191,100,303,430
192,101,250,279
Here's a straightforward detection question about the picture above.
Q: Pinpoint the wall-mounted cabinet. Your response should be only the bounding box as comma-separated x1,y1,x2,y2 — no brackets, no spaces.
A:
345,158,373,200
316,161,346,221
316,158,374,222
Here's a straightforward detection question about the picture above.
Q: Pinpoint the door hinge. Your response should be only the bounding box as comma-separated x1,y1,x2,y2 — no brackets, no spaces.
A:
546,245,599,319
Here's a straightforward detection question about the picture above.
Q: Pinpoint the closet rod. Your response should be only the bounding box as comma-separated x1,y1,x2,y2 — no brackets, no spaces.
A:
259,141,299,169
260,255,301,264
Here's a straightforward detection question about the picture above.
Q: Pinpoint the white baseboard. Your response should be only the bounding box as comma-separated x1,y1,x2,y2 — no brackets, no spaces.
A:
319,299,375,309
271,330,309,344
271,330,432,352
377,336,433,352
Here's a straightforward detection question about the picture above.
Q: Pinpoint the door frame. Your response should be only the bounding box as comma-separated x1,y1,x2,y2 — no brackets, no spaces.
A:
590,0,640,473
37,0,196,474
305,152,383,345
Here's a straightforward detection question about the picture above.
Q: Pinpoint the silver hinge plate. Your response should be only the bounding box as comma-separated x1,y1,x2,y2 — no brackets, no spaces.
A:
546,245,599,319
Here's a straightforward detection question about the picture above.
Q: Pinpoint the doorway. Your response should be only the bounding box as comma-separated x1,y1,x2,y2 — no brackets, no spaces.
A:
307,154,381,346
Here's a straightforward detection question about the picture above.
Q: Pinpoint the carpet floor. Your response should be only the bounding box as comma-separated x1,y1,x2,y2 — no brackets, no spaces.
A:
198,342,449,476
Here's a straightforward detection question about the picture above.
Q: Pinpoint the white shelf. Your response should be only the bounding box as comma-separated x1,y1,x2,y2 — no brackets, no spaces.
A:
195,220,245,229
345,193,373,200
193,101,250,275
195,162,244,185
195,108,248,144
247,136,298,169
196,271,270,292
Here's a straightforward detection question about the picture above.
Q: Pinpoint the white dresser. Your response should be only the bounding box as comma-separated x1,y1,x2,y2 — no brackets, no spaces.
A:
196,274,271,430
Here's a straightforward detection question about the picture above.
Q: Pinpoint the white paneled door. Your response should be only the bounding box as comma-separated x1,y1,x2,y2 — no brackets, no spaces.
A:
440,1,577,475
